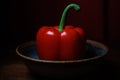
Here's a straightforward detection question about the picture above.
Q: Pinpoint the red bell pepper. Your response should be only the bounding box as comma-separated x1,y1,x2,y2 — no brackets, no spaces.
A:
36,4,86,60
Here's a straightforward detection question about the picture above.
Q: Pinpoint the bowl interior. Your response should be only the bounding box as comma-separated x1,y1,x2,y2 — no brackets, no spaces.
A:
16,40,108,63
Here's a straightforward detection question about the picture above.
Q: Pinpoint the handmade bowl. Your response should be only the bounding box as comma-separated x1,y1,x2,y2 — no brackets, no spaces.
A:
16,40,108,78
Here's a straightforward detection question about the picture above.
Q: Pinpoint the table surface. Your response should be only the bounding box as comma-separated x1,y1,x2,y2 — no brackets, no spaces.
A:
0,45,120,80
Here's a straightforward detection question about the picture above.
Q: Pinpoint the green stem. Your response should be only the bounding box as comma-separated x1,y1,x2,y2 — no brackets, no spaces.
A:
58,4,80,32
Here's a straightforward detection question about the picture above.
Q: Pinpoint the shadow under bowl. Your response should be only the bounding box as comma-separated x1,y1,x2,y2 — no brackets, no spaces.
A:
16,40,108,78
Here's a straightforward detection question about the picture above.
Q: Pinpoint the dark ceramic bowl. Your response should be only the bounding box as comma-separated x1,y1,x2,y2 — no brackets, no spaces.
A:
16,40,108,78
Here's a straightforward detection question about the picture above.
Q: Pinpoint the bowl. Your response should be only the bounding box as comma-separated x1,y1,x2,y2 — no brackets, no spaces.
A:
16,40,108,78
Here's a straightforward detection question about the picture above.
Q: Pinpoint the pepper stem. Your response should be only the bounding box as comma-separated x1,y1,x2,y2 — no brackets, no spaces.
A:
58,4,80,32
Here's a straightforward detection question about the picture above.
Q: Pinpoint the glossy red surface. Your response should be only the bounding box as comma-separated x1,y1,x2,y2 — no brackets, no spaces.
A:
36,26,86,60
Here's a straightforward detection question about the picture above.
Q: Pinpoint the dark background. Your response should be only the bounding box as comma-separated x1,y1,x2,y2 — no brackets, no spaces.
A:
0,0,120,80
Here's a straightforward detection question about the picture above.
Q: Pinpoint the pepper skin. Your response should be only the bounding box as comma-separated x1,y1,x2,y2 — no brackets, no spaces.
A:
36,4,86,60
36,25,86,60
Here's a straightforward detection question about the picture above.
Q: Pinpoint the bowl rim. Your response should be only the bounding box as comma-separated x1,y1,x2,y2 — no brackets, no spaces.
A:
16,40,108,63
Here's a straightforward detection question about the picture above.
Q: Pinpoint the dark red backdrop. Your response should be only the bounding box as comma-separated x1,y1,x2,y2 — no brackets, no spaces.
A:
1,0,120,50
